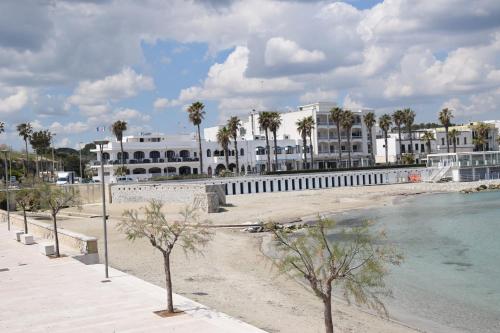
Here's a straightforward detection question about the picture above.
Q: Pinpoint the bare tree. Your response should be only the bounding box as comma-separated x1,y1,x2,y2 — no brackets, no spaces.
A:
270,217,402,333
15,188,41,234
39,184,81,257
119,201,213,313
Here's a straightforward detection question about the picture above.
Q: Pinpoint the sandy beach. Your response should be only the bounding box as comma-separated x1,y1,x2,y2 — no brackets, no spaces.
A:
49,181,496,333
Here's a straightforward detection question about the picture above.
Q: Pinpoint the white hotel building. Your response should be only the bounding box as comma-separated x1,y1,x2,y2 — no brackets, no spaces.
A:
375,122,499,164
90,102,374,182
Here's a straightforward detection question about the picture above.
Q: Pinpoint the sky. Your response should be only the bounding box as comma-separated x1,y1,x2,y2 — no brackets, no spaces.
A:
1,0,500,149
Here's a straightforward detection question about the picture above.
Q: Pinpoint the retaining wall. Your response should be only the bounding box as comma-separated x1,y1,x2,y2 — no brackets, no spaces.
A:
110,183,225,213
0,210,98,263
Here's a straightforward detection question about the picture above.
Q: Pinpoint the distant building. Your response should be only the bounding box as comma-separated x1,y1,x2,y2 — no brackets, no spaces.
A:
376,122,499,164
90,102,375,182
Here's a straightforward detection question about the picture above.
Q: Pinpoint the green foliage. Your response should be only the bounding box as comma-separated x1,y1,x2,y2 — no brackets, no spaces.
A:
265,163,425,175
271,217,403,319
150,174,210,181
401,154,415,165
119,200,213,254
38,183,81,215
114,166,128,176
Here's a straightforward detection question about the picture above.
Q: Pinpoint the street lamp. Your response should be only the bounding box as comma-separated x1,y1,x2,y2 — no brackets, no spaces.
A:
94,140,110,279
1,149,10,231
79,142,84,179
51,133,57,181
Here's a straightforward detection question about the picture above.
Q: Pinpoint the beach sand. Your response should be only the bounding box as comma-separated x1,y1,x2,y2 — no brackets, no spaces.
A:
53,181,495,333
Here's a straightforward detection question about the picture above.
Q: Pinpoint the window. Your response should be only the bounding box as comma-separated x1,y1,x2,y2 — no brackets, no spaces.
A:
421,144,425,152
401,145,406,153
464,137,467,145
442,138,445,145
415,144,418,151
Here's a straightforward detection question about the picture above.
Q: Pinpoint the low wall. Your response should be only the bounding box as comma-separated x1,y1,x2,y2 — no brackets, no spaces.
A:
0,210,98,259
206,167,428,195
110,183,225,213
60,183,109,204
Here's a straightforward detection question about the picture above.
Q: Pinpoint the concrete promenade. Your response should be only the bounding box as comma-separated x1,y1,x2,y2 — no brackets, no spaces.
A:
0,227,266,333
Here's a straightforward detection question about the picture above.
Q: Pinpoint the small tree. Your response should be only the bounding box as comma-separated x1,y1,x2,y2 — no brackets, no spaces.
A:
270,217,402,333
15,188,41,234
119,201,212,313
401,153,415,165
39,184,81,257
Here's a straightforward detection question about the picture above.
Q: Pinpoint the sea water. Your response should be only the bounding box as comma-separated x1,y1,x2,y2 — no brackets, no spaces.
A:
333,191,500,333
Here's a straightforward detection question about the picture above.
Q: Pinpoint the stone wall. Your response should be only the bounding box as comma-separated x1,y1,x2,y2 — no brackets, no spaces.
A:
110,182,225,213
0,210,98,260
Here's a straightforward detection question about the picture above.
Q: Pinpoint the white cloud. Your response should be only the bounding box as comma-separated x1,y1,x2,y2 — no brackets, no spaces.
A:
177,46,302,103
49,121,89,134
0,89,28,114
67,68,154,115
299,89,338,104
153,97,180,110
264,37,326,66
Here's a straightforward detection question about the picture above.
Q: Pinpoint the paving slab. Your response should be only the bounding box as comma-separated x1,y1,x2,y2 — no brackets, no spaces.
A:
0,227,266,333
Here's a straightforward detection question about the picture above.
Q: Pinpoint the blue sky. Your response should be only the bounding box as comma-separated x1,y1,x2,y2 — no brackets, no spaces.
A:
0,0,500,149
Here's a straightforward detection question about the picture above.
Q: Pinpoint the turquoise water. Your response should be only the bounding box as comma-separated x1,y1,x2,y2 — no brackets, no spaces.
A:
333,191,500,333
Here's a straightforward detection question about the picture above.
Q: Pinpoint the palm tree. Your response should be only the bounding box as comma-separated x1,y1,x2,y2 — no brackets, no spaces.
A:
187,101,206,174
473,122,490,151
363,112,376,166
305,116,315,169
341,111,355,168
329,107,343,168
438,108,453,153
0,122,4,134
258,112,273,172
448,128,459,153
296,118,308,169
216,126,231,170
378,114,392,165
392,110,405,162
421,131,435,156
227,116,241,174
269,112,282,171
111,120,128,169
403,108,416,154
17,123,33,177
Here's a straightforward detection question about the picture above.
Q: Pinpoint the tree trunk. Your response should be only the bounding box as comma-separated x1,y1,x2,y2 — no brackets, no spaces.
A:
409,127,414,154
368,126,374,166
24,140,29,177
309,134,314,169
384,134,389,165
265,129,271,172
347,128,352,168
234,140,239,175
273,130,279,171
52,213,60,257
322,294,334,333
22,207,28,234
336,124,342,168
163,252,175,313
445,126,450,153
397,127,402,163
120,139,125,169
302,137,308,169
225,149,229,170
197,124,203,174
35,153,39,178
453,140,457,153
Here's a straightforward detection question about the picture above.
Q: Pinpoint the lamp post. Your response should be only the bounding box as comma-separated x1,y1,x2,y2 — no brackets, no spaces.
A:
2,149,10,231
51,133,57,181
79,142,84,179
94,140,110,279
